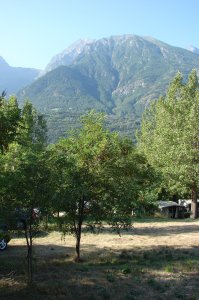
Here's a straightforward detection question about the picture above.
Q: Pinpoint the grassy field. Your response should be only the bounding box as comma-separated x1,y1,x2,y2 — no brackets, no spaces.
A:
1,218,199,300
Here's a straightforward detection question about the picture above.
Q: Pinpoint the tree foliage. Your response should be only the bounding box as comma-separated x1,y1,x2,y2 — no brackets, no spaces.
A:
0,93,20,154
17,100,47,150
48,111,154,260
0,97,48,283
138,70,199,218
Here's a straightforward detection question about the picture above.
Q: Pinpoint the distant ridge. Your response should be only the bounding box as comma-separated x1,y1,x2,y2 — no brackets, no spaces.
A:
0,56,40,94
17,35,199,142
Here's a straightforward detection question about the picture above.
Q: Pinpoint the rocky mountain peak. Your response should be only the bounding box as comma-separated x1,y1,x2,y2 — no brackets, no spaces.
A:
42,39,95,75
0,56,9,68
187,45,199,55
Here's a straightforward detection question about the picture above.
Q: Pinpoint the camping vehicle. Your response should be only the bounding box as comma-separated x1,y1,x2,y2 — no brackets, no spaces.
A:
158,201,186,218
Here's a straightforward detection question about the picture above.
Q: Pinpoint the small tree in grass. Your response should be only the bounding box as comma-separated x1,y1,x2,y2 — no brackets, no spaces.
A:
48,111,154,261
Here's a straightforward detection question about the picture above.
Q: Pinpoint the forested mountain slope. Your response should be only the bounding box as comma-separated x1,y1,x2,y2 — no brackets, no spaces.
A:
17,35,199,142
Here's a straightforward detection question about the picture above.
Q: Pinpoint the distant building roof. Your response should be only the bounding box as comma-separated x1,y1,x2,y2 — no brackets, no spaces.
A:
158,201,184,209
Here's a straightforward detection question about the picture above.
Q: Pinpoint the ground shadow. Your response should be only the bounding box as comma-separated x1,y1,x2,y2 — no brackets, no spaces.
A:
1,242,199,300
1,217,199,300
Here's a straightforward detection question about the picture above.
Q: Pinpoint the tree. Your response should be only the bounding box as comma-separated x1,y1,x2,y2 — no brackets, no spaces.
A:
138,70,199,218
1,144,50,283
0,99,49,283
48,111,154,261
0,93,20,154
17,100,47,150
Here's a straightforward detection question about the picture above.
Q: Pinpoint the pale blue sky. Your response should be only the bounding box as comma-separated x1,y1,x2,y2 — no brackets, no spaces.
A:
0,0,198,69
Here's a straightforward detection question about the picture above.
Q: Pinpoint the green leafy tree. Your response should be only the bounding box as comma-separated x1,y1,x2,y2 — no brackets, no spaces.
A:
1,144,50,283
0,99,48,283
138,70,199,218
0,93,20,154
48,111,154,261
17,100,47,150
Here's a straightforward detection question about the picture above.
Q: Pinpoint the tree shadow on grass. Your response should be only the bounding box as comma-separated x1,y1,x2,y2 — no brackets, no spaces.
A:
74,245,199,299
1,243,199,300
1,220,199,300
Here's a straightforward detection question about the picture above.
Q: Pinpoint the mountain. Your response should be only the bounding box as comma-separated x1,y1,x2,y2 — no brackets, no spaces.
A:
17,35,199,142
0,56,40,94
187,45,199,55
41,39,95,75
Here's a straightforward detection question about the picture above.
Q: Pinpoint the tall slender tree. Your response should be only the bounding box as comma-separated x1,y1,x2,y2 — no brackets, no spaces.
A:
138,70,199,218
17,100,47,150
0,99,48,283
0,93,20,154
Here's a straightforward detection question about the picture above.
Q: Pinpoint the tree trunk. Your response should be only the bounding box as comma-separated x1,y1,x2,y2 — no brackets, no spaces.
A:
29,223,33,284
191,182,198,219
24,213,33,284
75,230,81,262
45,214,48,230
27,244,33,284
74,195,85,262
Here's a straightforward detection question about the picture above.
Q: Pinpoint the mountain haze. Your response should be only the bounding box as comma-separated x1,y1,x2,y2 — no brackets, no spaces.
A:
0,57,40,94
17,35,199,142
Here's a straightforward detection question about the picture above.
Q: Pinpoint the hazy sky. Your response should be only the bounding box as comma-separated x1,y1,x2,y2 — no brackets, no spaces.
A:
0,0,198,69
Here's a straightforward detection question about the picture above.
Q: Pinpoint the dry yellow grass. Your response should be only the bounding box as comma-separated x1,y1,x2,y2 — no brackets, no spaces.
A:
10,219,199,255
1,219,199,300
